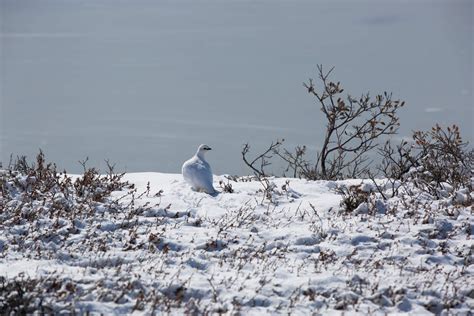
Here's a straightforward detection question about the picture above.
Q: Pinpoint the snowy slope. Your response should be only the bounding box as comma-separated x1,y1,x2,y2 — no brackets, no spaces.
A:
1,172,472,315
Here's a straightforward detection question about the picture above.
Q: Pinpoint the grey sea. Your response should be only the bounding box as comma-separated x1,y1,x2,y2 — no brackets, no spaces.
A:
1,0,472,175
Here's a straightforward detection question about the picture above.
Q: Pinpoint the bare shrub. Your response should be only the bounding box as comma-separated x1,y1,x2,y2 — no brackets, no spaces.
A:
376,140,416,180
243,65,406,181
241,140,283,178
0,275,45,314
336,185,370,214
296,65,404,180
276,145,320,179
74,157,131,202
219,178,234,193
371,124,473,199
241,141,287,203
2,151,133,215
9,155,30,174
367,140,416,199
411,124,473,197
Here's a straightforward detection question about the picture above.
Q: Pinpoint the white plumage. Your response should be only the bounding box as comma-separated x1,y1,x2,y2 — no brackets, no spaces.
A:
182,144,217,195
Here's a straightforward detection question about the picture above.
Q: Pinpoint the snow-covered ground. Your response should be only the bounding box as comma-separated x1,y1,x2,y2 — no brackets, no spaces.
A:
1,171,473,315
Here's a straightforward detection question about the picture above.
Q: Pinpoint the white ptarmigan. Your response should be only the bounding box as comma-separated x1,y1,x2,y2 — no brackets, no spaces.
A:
182,144,217,195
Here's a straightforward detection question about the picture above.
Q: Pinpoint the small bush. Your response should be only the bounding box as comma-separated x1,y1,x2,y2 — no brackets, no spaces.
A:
411,124,472,196
374,124,473,199
336,185,370,213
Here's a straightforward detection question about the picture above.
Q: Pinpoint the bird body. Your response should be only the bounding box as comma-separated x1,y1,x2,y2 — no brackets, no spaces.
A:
182,144,217,195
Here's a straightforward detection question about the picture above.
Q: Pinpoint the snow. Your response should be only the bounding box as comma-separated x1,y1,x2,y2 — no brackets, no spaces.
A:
1,171,473,314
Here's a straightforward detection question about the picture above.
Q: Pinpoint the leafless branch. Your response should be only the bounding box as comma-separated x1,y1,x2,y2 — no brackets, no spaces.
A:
241,140,284,178
303,65,405,179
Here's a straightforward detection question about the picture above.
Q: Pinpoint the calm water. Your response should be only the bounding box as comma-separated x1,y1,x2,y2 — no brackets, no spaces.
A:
1,0,472,175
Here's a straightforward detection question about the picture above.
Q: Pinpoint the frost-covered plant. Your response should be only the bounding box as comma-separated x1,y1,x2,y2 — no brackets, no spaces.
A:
0,151,136,255
1,152,133,205
73,158,132,202
219,177,234,193
410,124,473,197
336,185,370,214
369,124,472,200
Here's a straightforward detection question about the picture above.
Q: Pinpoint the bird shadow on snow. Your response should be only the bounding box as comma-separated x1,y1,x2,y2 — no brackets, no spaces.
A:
190,187,220,197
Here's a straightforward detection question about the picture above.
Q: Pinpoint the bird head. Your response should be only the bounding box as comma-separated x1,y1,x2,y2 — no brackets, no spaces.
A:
196,144,212,158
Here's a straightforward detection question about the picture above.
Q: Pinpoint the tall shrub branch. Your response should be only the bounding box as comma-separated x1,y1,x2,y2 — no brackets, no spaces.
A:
301,65,405,179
